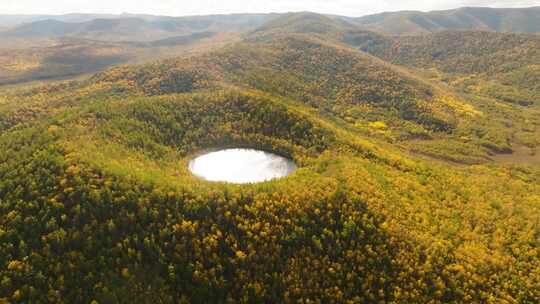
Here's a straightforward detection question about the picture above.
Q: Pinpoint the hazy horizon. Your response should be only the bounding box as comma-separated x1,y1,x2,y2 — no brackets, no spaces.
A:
2,0,540,18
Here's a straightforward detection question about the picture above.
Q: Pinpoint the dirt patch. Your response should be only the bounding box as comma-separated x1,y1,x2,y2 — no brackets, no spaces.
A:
492,146,540,165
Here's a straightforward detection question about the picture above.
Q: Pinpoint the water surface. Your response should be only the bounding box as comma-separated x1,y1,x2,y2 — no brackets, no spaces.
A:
189,149,297,184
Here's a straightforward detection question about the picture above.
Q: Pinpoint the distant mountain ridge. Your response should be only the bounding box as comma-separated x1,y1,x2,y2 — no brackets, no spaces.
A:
1,7,539,40
0,13,274,28
0,13,137,27
345,6,540,35
0,14,278,42
2,18,176,41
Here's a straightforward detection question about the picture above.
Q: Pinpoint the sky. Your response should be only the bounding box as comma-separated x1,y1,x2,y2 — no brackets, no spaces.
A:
2,0,540,17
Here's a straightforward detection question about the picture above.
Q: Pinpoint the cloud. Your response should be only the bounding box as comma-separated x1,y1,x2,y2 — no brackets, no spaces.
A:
2,0,539,16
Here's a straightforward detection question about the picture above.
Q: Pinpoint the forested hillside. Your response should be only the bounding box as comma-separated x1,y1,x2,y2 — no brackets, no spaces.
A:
353,30,540,120
3,7,540,86
355,30,540,75
346,6,540,35
1,11,540,304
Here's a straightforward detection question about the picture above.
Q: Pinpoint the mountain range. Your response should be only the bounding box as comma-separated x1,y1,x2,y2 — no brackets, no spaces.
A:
1,6,540,40
0,14,278,41
345,6,540,35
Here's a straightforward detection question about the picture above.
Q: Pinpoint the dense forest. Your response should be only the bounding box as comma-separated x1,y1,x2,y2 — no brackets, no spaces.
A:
353,30,540,106
1,11,540,304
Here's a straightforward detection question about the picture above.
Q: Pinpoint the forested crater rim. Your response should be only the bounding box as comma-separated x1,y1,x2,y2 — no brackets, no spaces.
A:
188,148,297,184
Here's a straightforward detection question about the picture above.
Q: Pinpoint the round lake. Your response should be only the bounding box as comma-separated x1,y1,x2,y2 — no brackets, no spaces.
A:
188,149,297,184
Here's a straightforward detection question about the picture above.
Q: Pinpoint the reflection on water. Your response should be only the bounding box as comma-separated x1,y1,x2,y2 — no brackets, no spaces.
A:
189,149,297,184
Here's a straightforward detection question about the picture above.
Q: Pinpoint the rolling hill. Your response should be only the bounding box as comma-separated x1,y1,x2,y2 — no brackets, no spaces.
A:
3,6,540,40
0,14,278,84
0,13,154,28
2,7,539,84
90,13,455,136
0,14,278,42
350,30,540,106
0,31,241,85
346,6,540,35
0,10,540,304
